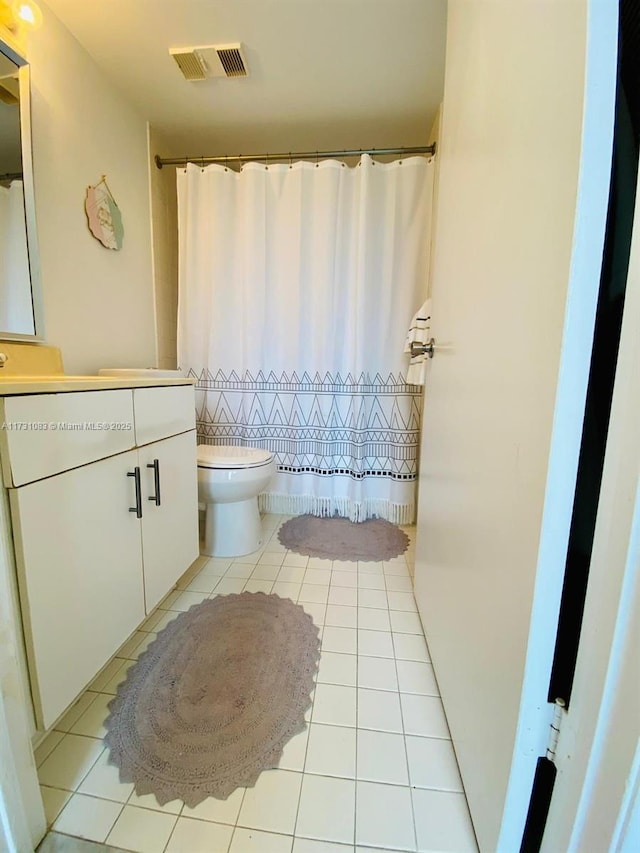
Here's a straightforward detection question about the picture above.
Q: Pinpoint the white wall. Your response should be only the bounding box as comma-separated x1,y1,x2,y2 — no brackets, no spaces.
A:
25,1,157,374
148,126,178,370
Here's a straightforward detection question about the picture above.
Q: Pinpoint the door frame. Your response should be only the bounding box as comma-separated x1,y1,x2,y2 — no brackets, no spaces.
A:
498,1,619,848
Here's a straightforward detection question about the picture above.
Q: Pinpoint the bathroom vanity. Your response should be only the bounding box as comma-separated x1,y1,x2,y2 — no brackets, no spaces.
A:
0,352,199,731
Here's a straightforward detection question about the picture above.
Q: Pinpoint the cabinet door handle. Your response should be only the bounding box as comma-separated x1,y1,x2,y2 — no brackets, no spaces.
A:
127,467,143,518
147,459,161,506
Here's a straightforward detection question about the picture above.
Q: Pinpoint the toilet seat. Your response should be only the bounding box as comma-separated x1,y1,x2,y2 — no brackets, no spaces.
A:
197,444,274,470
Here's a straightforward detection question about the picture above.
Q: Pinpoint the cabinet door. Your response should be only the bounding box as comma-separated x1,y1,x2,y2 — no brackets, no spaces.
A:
138,430,199,613
9,449,145,730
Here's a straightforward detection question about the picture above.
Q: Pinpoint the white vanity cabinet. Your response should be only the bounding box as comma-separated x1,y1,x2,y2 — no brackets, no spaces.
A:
0,383,199,731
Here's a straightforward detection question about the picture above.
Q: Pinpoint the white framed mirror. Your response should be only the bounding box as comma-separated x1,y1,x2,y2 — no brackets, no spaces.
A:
0,35,44,339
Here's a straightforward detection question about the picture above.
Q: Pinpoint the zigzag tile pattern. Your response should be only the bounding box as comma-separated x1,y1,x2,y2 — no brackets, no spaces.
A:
191,369,423,481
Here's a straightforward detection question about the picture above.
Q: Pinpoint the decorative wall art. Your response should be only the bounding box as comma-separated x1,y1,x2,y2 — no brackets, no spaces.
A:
85,175,124,250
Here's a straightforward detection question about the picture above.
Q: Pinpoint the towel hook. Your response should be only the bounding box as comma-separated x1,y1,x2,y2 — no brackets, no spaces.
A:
410,339,436,359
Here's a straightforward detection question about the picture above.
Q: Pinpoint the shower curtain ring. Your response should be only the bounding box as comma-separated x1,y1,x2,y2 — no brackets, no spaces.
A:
315,150,319,168
201,155,205,172
289,152,292,169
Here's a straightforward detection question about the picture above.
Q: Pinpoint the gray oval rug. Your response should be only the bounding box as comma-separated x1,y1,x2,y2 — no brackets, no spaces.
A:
104,593,319,806
278,514,410,562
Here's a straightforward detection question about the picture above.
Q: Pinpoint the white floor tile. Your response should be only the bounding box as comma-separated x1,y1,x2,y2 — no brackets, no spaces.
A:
332,560,358,572
328,586,358,607
144,611,177,634
70,693,113,739
225,563,256,579
396,661,439,696
278,566,307,583
384,575,413,592
405,736,464,792
307,557,333,569
389,611,423,635
169,590,210,611
357,608,391,632
299,601,327,626
126,790,183,814
325,605,357,628
166,816,234,852
214,577,247,595
238,769,303,835
230,827,294,853
400,694,451,739
331,571,358,588
53,792,122,842
106,803,178,853
357,656,398,691
34,731,65,768
392,633,430,662
383,562,410,577
321,627,357,655
284,553,310,567
38,734,104,791
294,840,353,853
356,729,409,786
77,749,134,802
273,581,303,600
40,786,71,826
306,568,333,586
357,689,403,733
355,781,416,851
259,553,287,567
312,684,357,728
387,592,418,613
181,786,244,825
305,724,356,778
244,578,275,593
251,564,281,581
357,561,384,574
412,788,478,852
102,659,135,695
357,630,394,659
299,584,330,604
54,692,100,733
357,589,388,609
295,774,355,844
317,652,357,687
184,573,224,593
357,574,386,591
90,657,130,692
278,726,310,772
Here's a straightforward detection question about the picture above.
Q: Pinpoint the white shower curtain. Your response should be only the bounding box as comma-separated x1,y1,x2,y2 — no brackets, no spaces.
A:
178,154,433,523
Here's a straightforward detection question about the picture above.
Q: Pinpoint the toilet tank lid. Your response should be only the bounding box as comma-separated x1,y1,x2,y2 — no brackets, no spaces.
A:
197,444,274,468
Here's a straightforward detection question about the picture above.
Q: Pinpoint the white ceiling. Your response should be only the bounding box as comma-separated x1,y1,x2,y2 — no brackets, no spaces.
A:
43,0,447,158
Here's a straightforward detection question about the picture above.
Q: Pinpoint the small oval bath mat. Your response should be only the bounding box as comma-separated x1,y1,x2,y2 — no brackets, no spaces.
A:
104,592,319,807
278,514,410,562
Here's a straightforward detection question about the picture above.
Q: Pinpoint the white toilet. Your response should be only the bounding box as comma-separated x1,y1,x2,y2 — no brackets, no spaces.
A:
197,444,276,558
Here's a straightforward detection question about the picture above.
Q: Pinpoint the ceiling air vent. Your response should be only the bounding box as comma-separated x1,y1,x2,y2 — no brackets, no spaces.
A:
169,44,249,81
169,48,207,81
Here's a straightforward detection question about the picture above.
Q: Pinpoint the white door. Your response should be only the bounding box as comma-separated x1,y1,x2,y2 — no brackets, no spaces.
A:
539,151,640,852
413,2,618,851
10,449,146,729
139,430,199,613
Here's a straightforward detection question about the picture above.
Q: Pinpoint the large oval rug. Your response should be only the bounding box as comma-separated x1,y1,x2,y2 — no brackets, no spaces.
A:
278,514,410,561
104,593,319,806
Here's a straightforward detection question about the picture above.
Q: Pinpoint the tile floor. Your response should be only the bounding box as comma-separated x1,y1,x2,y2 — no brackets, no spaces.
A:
35,514,478,853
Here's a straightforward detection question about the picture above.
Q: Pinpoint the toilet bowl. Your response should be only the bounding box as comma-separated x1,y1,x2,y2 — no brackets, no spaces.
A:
197,444,276,558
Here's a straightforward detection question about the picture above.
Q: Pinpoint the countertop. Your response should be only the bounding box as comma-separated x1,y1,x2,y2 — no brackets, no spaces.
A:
0,376,196,396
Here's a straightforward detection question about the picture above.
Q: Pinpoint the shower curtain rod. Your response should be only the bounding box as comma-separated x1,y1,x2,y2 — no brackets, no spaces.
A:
154,144,436,169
